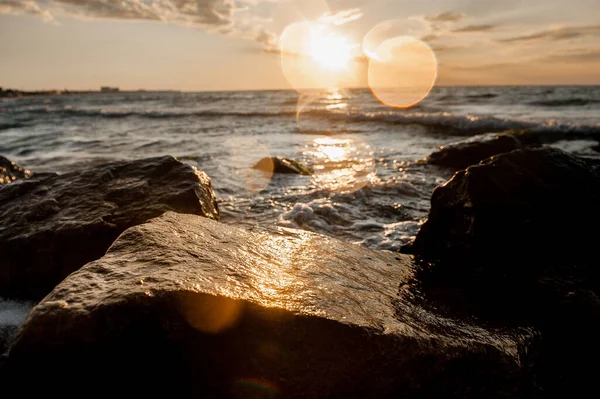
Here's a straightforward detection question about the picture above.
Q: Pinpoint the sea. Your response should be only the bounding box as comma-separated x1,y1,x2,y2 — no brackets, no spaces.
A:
2,86,600,250
1,85,600,335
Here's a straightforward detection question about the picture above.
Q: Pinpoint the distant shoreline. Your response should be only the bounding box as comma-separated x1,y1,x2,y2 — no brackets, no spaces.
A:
2,85,600,98
0,88,181,98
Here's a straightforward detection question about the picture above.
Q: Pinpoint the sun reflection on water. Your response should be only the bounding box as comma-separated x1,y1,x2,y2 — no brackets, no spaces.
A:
307,136,375,193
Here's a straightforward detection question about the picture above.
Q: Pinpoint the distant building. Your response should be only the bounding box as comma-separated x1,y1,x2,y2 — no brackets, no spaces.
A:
100,86,119,93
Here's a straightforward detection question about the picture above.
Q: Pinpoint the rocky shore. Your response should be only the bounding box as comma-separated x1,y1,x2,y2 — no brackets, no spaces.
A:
0,135,598,397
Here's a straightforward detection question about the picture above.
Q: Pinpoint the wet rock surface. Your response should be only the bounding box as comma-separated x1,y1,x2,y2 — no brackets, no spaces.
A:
427,134,525,170
3,212,534,398
405,148,600,397
253,156,313,175
0,156,219,300
0,156,32,184
426,128,600,170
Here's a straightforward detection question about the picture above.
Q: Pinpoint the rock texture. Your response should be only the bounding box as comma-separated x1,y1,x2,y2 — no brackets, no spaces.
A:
0,156,219,300
253,156,312,175
405,148,600,397
0,156,32,184
2,212,534,398
427,134,525,170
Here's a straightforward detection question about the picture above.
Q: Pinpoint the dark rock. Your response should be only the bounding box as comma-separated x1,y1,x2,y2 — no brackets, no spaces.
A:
405,148,600,397
0,156,219,300
253,156,312,175
2,212,535,398
0,156,32,184
427,134,525,170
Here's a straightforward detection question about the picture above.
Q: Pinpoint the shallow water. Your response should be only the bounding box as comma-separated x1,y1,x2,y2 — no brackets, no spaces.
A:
1,86,599,252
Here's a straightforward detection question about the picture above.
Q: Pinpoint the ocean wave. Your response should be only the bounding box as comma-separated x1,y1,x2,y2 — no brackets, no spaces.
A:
335,111,600,137
18,107,293,119
528,98,600,107
465,93,498,100
14,106,600,137
0,122,27,131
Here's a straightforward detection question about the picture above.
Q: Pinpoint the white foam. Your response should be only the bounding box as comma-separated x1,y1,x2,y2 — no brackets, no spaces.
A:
0,298,34,328
279,199,351,234
358,220,423,252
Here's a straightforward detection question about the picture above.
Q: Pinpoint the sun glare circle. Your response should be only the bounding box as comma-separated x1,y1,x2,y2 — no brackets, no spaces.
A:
279,21,356,94
308,27,353,71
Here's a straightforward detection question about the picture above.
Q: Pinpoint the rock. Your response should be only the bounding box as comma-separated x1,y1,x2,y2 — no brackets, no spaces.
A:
0,156,32,184
405,148,600,397
253,156,312,175
427,134,524,170
0,156,219,300
2,212,535,398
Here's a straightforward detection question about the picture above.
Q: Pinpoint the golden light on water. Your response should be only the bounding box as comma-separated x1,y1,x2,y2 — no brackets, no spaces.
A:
295,90,350,133
367,36,437,108
307,136,375,193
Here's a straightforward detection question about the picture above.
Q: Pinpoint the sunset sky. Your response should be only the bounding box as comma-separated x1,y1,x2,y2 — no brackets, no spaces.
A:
1,0,599,91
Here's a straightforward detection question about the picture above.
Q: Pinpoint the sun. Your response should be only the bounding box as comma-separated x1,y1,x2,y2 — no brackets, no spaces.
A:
307,27,353,71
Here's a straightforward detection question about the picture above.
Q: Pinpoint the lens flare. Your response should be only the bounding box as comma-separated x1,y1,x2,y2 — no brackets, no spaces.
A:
362,19,429,59
367,36,437,108
280,21,356,95
307,27,353,71
178,293,243,334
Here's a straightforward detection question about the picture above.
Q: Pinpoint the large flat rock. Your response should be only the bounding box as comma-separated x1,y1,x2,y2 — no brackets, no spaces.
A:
3,212,534,398
0,156,219,300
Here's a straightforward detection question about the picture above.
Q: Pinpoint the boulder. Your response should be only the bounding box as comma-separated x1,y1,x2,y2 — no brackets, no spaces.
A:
0,156,219,300
253,156,312,175
427,134,525,170
2,212,535,398
0,156,32,184
405,148,600,396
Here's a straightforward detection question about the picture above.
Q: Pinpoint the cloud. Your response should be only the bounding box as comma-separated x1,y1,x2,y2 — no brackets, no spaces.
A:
0,1,363,52
424,11,466,23
499,25,600,43
0,0,53,21
0,1,269,28
319,8,363,26
452,23,495,33
542,48,600,63
50,0,240,27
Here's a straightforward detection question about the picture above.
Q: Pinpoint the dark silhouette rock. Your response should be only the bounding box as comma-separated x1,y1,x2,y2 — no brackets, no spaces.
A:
2,212,535,398
427,134,525,170
0,156,32,184
0,156,219,300
253,156,312,175
405,148,600,397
